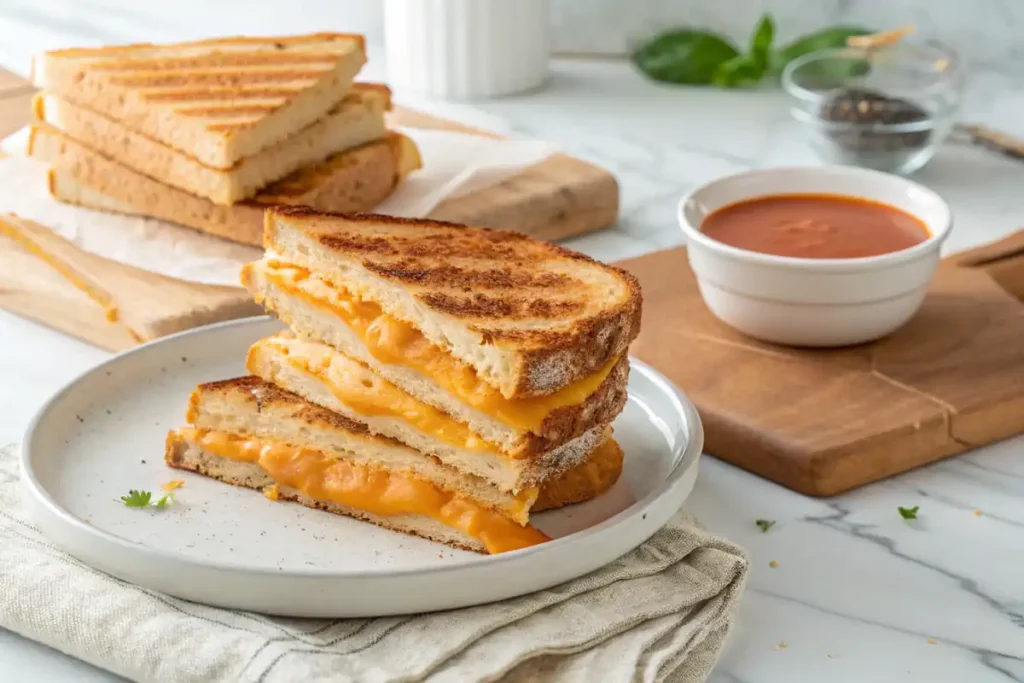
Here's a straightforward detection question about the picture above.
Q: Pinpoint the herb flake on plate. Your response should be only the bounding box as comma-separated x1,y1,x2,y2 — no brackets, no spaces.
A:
898,505,920,520
120,489,173,509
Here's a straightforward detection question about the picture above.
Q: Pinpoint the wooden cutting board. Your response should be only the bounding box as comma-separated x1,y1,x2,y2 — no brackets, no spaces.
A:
0,67,617,349
616,232,1024,496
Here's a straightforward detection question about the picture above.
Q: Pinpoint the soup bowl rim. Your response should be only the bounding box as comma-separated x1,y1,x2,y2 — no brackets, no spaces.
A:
677,165,953,273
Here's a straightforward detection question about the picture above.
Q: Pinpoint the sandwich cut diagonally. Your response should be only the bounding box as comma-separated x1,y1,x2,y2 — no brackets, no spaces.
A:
33,84,392,204
166,377,623,554
31,127,421,247
32,33,368,168
258,208,643,400
238,208,640,494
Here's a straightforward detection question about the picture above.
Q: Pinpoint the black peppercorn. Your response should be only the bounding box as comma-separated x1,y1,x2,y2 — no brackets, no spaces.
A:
818,87,932,155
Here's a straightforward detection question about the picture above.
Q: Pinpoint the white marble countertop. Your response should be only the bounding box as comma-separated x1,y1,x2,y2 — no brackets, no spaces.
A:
1,9,1023,683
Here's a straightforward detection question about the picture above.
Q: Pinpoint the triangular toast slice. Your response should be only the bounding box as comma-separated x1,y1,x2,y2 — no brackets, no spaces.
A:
30,127,421,247
33,83,391,204
167,376,623,553
261,208,643,400
32,33,367,168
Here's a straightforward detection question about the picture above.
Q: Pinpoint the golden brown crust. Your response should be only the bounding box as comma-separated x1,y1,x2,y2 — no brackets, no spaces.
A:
532,438,623,512
264,209,643,397
511,290,642,399
35,127,419,247
35,85,392,205
252,133,414,206
35,33,368,167
518,355,629,455
190,375,373,437
41,33,367,59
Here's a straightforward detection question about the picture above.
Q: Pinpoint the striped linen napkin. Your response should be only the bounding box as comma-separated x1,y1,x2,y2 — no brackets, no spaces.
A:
0,444,747,683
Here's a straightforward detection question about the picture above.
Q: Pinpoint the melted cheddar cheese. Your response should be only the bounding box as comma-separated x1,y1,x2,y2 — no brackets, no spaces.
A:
260,262,619,432
257,335,495,455
182,428,549,554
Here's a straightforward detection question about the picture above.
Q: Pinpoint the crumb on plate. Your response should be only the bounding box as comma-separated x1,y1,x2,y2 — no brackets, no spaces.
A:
161,479,185,491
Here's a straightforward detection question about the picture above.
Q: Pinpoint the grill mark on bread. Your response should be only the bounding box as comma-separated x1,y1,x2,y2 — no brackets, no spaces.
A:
45,33,366,59
89,52,345,71
175,104,281,118
418,292,518,318
318,234,399,254
361,259,575,290
265,209,644,396
272,206,466,228
413,290,585,321
527,298,583,317
194,376,376,438
140,87,306,102
108,69,330,88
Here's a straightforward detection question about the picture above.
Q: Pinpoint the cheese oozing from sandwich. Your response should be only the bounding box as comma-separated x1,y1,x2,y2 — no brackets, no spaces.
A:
178,427,549,554
249,333,500,455
254,260,620,431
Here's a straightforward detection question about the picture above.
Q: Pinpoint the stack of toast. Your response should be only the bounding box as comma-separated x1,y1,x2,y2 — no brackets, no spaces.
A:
166,208,643,554
23,34,420,247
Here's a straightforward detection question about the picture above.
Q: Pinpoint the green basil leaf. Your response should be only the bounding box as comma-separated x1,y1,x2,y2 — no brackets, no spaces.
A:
712,14,774,90
711,55,763,88
773,25,872,70
748,13,776,72
632,30,740,85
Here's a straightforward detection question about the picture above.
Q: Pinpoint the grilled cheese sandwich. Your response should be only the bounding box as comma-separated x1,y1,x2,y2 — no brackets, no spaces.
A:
166,377,623,553
261,208,642,400
244,258,625,433
32,33,368,167
245,333,611,493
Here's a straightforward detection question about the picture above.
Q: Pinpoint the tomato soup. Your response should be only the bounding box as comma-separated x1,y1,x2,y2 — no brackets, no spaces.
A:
700,194,930,259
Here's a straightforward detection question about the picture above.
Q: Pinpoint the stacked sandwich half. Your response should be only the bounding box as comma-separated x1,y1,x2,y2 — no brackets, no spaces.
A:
24,33,420,246
166,208,643,554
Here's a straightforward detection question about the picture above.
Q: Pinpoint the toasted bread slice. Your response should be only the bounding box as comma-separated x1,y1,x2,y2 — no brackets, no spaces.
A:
34,84,391,204
167,430,620,553
242,257,630,454
167,433,488,553
33,127,421,246
32,33,367,167
263,209,642,399
245,334,611,493
185,376,539,524
533,437,623,512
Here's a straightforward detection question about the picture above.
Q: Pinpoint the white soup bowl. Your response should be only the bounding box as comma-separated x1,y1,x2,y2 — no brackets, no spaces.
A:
677,166,953,347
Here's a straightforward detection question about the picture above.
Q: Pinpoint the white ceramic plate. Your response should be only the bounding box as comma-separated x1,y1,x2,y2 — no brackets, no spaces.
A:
21,317,703,617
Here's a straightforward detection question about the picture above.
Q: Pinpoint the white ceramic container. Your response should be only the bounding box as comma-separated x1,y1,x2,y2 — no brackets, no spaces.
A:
678,166,953,347
383,0,550,100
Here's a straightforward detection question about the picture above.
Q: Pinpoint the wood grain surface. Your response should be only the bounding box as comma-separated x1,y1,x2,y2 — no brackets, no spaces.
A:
616,234,1024,496
0,68,617,349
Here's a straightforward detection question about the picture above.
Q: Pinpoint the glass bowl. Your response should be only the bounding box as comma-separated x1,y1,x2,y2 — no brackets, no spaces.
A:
781,42,964,175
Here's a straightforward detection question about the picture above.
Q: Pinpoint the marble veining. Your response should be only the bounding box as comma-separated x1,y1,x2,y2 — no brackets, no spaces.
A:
0,5,1022,683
